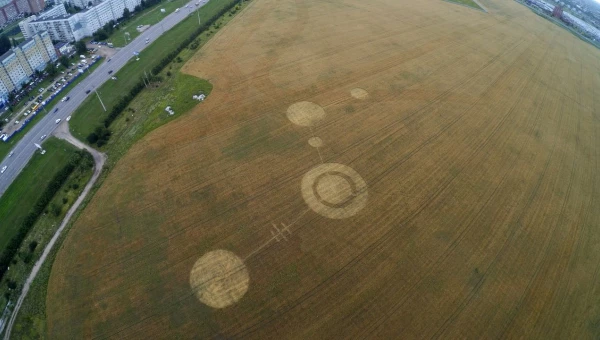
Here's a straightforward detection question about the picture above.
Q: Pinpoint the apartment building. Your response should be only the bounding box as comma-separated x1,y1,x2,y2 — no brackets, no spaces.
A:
0,0,44,25
0,31,57,103
19,0,141,42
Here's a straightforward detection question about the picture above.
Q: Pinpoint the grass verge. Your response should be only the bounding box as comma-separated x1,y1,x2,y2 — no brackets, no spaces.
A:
109,0,192,47
7,1,250,338
69,0,240,141
0,140,94,339
0,139,77,252
0,60,102,161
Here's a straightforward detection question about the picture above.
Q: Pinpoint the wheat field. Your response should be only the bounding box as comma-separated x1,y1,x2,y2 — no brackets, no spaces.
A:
46,0,600,338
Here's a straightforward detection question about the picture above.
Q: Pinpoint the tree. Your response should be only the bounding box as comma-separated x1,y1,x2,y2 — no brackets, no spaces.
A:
59,55,69,68
28,240,38,252
0,34,11,55
45,62,58,77
75,40,87,54
123,8,131,19
93,29,108,41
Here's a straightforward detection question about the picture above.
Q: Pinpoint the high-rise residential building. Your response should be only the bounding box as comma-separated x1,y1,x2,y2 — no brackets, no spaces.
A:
0,31,57,103
0,0,45,25
19,0,141,42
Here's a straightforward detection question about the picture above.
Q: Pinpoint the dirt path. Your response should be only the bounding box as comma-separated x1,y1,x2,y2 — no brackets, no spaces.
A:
2,123,105,340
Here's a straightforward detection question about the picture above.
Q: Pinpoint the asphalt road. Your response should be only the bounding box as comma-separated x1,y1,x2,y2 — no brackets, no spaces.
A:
0,0,204,198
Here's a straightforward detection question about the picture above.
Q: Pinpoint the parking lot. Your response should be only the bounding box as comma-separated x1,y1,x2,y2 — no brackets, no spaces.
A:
0,55,100,138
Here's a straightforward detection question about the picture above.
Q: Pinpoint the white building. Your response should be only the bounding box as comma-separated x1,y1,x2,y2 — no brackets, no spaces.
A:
0,31,57,103
19,0,141,42
19,4,69,39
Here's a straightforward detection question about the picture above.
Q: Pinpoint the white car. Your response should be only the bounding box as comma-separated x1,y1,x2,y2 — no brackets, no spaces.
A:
55,119,61,124
8,151,13,157
1,166,7,174
40,134,47,140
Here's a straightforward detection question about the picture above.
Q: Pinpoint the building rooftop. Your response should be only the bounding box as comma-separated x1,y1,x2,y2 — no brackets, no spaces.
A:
17,37,34,49
31,14,74,23
0,50,15,64
54,41,69,49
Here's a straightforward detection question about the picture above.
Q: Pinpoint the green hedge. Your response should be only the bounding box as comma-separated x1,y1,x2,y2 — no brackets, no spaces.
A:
0,151,93,281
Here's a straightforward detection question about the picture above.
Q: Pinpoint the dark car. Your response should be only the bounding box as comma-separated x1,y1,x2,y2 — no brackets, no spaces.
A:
108,70,113,74
54,108,58,113
85,90,91,94
65,96,70,101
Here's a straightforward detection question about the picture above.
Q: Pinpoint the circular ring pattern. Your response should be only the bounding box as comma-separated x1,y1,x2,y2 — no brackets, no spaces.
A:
301,163,368,219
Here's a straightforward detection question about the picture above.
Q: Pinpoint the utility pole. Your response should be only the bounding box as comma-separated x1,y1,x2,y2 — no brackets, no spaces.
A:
95,89,106,111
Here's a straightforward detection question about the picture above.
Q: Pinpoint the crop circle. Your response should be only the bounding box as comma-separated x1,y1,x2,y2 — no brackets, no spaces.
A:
301,163,368,219
308,137,324,148
286,101,326,126
189,250,249,308
350,88,369,99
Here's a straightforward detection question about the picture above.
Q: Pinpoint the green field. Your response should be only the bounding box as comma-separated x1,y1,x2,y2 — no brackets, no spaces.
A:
0,60,102,161
109,0,193,47
0,138,77,252
70,0,234,141
445,0,483,10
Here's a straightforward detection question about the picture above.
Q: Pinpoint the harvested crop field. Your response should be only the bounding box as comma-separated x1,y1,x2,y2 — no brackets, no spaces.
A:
47,0,600,338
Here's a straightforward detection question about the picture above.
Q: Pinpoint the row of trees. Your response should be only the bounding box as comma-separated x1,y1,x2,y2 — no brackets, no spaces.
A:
0,151,93,282
92,20,117,41
87,0,245,146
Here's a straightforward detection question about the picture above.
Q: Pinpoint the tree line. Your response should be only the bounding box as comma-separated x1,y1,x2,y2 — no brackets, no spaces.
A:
0,150,94,282
87,0,246,146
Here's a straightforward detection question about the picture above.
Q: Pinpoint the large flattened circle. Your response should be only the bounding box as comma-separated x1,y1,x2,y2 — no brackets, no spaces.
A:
286,101,326,126
301,163,368,219
350,88,369,99
189,250,249,309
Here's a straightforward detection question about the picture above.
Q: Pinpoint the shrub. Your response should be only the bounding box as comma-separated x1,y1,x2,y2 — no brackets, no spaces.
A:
72,183,79,190
7,280,16,289
51,203,62,217
62,197,68,204
28,240,38,252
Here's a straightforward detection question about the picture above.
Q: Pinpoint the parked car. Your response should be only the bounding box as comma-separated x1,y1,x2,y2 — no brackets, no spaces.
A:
8,151,13,157
55,118,61,124
85,90,91,94
1,165,7,174
66,116,71,121
108,70,113,74
54,108,58,113
40,134,46,140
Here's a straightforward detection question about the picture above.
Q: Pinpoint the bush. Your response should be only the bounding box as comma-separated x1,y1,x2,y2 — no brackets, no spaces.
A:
166,71,171,76
7,280,16,290
51,203,62,217
28,240,38,252
72,183,79,190
87,132,98,144
22,252,33,264
62,197,68,204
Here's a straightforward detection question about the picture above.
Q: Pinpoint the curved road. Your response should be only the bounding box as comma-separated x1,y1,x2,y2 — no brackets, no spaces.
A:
0,0,203,197
2,123,106,340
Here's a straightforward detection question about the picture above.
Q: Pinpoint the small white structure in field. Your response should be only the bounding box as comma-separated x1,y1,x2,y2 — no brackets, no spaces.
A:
193,93,206,101
165,106,175,116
